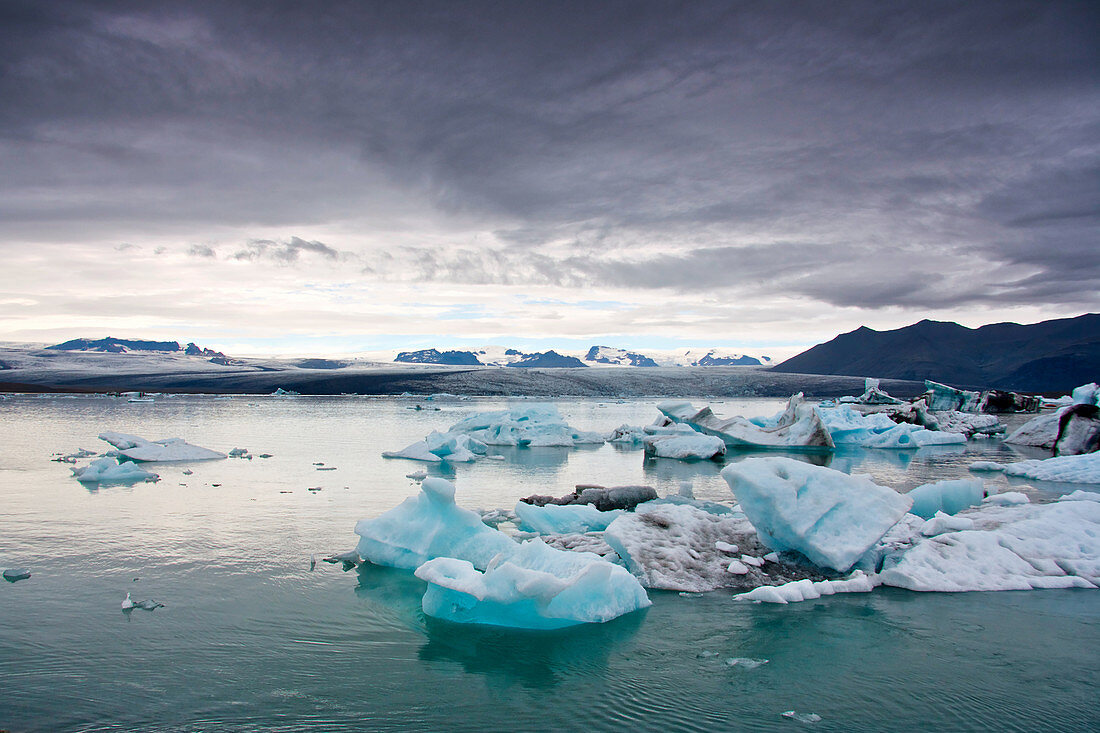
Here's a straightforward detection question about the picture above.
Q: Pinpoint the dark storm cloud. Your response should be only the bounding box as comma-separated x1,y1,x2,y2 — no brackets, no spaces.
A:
1,0,1097,309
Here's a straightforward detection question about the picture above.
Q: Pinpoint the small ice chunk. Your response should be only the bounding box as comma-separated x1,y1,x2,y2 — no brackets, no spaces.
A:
382,441,443,462
735,571,877,604
725,657,768,669
726,560,750,574
984,492,1030,506
406,470,428,480
782,711,822,724
3,568,31,582
921,512,975,536
715,541,739,553
740,554,765,567
968,461,1005,472
763,552,780,563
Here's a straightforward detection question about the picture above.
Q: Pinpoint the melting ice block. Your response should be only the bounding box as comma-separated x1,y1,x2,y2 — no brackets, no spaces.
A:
642,430,726,460
878,494,1100,591
513,502,623,535
354,478,516,570
658,394,834,451
906,479,986,518
603,502,769,592
721,457,912,572
447,404,604,447
414,538,650,629
72,457,159,484
735,571,876,604
98,432,226,461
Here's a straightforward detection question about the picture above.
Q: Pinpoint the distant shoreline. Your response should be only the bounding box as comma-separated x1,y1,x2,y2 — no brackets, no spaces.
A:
0,364,931,399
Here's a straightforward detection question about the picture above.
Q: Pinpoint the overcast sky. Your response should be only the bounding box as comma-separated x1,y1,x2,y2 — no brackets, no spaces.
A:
1,0,1096,357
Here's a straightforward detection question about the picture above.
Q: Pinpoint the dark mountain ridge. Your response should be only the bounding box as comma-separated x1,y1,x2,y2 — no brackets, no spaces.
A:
773,314,1099,392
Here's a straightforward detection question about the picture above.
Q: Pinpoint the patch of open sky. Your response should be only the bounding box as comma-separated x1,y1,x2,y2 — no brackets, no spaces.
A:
518,297,632,310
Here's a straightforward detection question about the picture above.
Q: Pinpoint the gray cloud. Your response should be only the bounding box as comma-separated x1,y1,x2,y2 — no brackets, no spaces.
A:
230,237,342,264
0,0,1096,322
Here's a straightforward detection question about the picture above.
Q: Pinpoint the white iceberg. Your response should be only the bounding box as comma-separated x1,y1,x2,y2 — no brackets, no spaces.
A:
906,478,986,518
98,432,226,462
878,493,1100,591
642,430,726,460
414,538,650,629
513,501,623,535
721,457,912,572
999,452,1100,484
447,404,604,447
735,571,876,604
658,394,834,451
603,502,766,592
354,478,516,570
921,512,975,536
72,457,159,484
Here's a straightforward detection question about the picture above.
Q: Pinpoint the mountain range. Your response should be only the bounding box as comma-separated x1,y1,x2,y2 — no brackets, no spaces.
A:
773,314,1099,392
393,346,773,368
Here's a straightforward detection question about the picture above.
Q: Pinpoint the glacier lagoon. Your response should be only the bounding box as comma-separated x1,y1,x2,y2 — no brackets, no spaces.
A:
0,394,1096,732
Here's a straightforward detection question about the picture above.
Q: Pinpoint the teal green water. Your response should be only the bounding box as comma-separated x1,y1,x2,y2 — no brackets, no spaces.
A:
0,395,1096,732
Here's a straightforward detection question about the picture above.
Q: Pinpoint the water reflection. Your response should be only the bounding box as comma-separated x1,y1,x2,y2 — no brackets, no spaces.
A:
354,561,645,690
419,611,644,690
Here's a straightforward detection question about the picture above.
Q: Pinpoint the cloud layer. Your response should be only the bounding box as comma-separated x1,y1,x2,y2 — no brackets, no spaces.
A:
0,0,1096,352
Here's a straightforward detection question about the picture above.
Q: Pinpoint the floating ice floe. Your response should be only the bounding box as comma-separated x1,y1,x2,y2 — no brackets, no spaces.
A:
448,404,605,447
997,452,1100,484
817,405,967,449
658,393,834,451
354,478,516,570
877,491,1100,591
906,478,986,518
642,428,726,460
1004,382,1100,455
513,502,623,535
721,457,912,572
735,571,876,604
968,461,1005,472
414,537,650,629
603,502,776,592
72,457,159,484
384,404,603,461
923,380,983,412
98,432,226,462
3,568,31,582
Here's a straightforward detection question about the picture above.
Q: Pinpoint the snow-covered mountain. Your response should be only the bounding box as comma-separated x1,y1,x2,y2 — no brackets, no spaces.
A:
390,344,773,367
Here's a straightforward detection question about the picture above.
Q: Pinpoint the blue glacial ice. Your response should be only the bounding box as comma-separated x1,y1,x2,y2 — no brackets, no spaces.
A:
721,457,912,572
384,404,603,461
414,537,650,629
71,457,159,484
815,405,966,449
906,478,986,518
513,501,623,535
354,478,516,570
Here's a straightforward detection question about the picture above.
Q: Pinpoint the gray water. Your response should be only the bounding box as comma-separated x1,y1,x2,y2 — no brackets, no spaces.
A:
0,395,1096,732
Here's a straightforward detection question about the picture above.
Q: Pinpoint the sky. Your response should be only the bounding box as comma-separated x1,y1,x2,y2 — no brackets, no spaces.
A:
1,0,1097,358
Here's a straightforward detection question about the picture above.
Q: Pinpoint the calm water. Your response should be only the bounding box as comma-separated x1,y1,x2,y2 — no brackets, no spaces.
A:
0,395,1096,732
